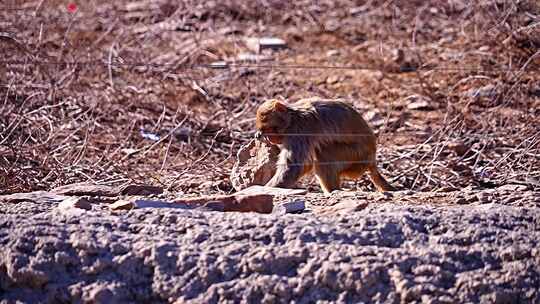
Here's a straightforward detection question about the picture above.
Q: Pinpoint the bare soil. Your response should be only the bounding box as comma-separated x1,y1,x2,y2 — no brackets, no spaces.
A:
1,0,539,303
1,0,538,194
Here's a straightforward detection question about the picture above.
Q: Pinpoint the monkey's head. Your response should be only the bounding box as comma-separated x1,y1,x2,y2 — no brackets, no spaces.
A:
255,99,291,145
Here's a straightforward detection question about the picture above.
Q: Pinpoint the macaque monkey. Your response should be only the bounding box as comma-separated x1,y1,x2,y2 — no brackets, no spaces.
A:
255,98,395,193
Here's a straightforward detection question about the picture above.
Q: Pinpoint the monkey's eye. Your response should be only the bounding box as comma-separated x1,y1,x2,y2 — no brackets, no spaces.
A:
261,127,276,135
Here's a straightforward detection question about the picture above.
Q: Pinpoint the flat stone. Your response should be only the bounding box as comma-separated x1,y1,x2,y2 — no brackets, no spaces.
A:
58,197,92,211
317,199,369,215
229,194,274,213
0,191,68,204
52,183,118,197
109,200,135,211
51,183,162,197
406,98,433,110
272,200,306,214
109,194,273,214
120,184,163,196
198,201,226,212
134,200,187,209
110,199,189,211
235,185,307,196
173,193,274,214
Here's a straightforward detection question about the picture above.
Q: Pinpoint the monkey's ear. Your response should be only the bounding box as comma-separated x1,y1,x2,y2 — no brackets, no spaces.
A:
273,101,288,112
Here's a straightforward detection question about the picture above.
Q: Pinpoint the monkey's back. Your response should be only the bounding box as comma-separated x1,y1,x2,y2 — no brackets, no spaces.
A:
289,98,376,145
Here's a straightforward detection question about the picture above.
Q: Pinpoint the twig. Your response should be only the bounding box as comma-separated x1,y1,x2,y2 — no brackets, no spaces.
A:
142,115,189,156
168,128,225,189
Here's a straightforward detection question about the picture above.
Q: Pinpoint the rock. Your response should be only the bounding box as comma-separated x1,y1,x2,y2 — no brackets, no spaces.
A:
406,100,432,110
109,194,274,214
230,138,281,191
326,50,340,57
109,199,189,211
135,200,187,209
326,75,341,85
405,95,433,110
198,201,226,212
140,129,160,141
52,183,118,197
236,53,272,62
174,194,274,214
120,184,163,196
229,194,274,213
52,183,162,197
209,61,228,69
0,191,68,204
56,197,92,216
245,37,287,53
109,200,136,211
363,110,377,122
272,200,306,214
389,49,418,72
464,84,498,98
235,185,307,196
58,197,92,211
317,199,369,215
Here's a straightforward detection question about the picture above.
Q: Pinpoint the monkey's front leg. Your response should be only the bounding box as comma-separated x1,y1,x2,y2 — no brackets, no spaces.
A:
266,142,308,189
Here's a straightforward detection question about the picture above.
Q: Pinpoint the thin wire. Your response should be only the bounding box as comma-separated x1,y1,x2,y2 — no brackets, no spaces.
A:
256,132,428,137
1,59,539,72
271,160,378,167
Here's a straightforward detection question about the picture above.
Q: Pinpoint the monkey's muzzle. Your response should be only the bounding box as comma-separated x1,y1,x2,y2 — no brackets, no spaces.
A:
255,130,263,140
255,130,271,142
255,130,282,145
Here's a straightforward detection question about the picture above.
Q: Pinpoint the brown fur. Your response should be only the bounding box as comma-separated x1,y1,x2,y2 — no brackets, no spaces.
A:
255,98,395,193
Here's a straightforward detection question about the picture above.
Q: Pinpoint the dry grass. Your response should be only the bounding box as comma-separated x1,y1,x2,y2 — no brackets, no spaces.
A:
1,0,539,195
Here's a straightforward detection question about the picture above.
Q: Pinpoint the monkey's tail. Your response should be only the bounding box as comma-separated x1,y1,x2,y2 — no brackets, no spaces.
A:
367,166,396,192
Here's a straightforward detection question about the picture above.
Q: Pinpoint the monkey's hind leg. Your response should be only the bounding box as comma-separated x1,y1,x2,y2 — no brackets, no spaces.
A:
367,165,396,192
313,161,341,194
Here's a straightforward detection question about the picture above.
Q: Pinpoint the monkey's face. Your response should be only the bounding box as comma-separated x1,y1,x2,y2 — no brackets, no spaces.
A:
256,99,291,145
